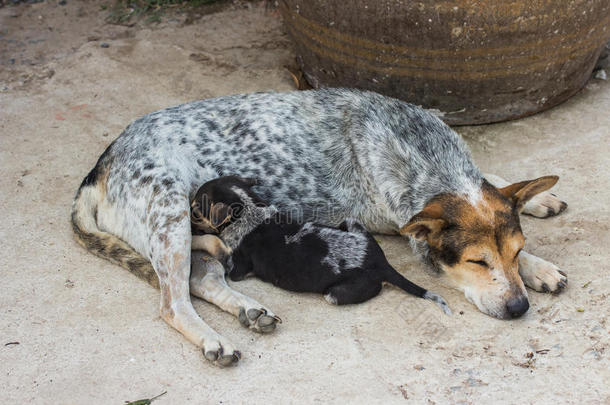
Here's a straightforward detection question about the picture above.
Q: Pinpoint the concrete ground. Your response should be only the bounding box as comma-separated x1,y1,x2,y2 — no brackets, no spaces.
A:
1,1,609,404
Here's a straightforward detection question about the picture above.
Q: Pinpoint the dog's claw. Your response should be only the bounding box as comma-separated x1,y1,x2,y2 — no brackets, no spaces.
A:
557,281,567,290
541,283,550,293
558,270,567,278
218,353,240,367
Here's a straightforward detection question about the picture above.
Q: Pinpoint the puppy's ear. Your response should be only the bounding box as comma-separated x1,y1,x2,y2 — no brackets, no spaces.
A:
209,202,232,228
400,203,447,241
191,187,227,234
191,197,215,234
499,175,558,212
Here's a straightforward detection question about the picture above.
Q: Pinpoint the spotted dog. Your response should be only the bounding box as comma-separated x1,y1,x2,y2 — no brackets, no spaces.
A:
71,89,568,366
189,176,451,314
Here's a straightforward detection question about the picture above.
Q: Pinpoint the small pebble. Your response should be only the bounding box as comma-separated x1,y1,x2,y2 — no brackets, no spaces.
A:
100,42,110,48
594,69,607,80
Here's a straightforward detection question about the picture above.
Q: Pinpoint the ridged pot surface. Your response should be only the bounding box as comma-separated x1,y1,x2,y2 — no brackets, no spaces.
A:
281,0,610,125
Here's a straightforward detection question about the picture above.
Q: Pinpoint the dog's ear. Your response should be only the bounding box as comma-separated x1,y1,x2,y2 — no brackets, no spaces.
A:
209,202,232,228
400,203,447,241
498,175,558,212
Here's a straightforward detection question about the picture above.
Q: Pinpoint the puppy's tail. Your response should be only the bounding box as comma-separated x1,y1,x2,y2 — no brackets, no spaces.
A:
71,164,159,289
382,266,451,315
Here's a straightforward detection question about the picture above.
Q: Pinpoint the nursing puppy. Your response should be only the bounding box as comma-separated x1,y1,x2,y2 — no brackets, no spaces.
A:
191,176,451,314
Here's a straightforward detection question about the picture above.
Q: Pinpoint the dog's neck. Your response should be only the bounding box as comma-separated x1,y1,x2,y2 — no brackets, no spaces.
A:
363,129,483,226
220,203,277,250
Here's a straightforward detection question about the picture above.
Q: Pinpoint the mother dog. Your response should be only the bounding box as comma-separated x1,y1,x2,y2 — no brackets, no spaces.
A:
72,89,567,366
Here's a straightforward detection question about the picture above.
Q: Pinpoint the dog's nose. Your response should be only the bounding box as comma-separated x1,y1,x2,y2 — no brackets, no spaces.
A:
506,297,529,318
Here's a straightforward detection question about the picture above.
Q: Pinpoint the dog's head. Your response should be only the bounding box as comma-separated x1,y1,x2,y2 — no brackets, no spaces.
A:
191,176,263,234
400,175,558,319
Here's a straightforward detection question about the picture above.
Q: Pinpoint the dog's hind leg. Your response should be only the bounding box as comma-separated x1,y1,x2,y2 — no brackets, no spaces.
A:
485,173,567,217
149,196,240,367
324,276,382,305
189,250,281,333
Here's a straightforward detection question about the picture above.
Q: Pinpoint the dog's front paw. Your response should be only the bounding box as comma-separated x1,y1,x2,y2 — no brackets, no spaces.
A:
522,191,567,218
238,307,282,333
519,251,567,293
531,266,567,293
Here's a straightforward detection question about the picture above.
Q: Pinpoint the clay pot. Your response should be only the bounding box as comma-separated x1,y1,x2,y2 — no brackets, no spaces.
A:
280,0,610,125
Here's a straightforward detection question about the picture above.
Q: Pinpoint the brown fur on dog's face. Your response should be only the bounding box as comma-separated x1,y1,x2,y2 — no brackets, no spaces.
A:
401,176,558,319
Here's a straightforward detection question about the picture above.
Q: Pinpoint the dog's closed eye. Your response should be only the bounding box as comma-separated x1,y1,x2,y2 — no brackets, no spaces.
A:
467,259,489,268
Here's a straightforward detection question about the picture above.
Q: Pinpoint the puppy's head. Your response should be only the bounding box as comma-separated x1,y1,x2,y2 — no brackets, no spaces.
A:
400,176,558,319
191,176,262,234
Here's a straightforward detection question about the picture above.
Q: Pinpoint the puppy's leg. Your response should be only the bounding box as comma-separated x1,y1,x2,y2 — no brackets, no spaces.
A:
189,251,281,333
149,198,240,366
324,275,382,305
191,234,232,260
518,250,568,293
485,173,567,217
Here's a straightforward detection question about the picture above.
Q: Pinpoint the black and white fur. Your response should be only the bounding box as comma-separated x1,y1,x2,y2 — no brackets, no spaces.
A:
193,177,451,313
72,89,568,366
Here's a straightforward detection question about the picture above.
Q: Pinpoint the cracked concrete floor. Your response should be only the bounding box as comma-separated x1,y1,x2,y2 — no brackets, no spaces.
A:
1,1,609,404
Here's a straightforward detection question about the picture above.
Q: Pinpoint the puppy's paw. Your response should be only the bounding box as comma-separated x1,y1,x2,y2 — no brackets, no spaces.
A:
522,191,567,218
519,251,567,293
202,335,241,367
238,307,282,333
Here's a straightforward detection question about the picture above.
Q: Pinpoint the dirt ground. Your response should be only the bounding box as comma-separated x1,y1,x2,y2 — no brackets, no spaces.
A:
1,1,609,404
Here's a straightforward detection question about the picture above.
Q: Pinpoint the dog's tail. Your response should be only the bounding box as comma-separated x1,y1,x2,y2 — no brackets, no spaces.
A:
382,266,451,315
71,162,159,289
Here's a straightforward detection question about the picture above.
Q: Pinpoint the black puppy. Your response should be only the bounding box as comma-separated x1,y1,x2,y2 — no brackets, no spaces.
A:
191,176,451,314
